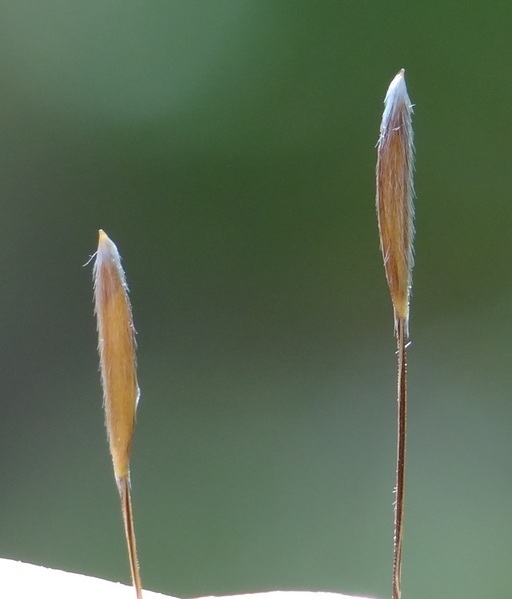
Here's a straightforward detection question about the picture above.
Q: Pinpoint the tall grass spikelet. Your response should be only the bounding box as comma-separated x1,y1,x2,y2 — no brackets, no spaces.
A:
376,69,415,599
93,229,143,599
376,69,415,335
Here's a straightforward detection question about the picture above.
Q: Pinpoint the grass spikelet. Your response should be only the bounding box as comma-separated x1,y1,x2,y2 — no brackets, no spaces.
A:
376,69,415,599
93,229,143,599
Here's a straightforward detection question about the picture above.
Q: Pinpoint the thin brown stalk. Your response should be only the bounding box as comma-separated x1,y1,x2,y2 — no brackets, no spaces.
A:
94,229,143,599
119,476,143,597
376,69,415,599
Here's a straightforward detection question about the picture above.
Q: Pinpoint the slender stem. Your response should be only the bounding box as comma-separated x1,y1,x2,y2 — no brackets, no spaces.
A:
118,477,143,599
392,317,407,599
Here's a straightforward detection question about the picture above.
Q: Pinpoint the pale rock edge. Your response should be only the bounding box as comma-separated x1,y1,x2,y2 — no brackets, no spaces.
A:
0,558,377,599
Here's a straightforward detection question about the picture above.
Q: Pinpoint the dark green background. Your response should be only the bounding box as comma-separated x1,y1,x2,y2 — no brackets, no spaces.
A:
1,2,511,598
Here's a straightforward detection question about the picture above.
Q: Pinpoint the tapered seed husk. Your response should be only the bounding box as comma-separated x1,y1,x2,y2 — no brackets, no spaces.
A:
94,229,143,599
376,69,415,336
376,70,415,599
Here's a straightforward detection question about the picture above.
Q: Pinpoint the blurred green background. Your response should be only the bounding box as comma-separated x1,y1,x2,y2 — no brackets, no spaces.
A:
1,2,512,598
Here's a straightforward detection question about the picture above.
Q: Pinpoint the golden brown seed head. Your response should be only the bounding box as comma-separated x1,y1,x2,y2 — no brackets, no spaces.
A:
93,230,139,481
376,69,415,335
